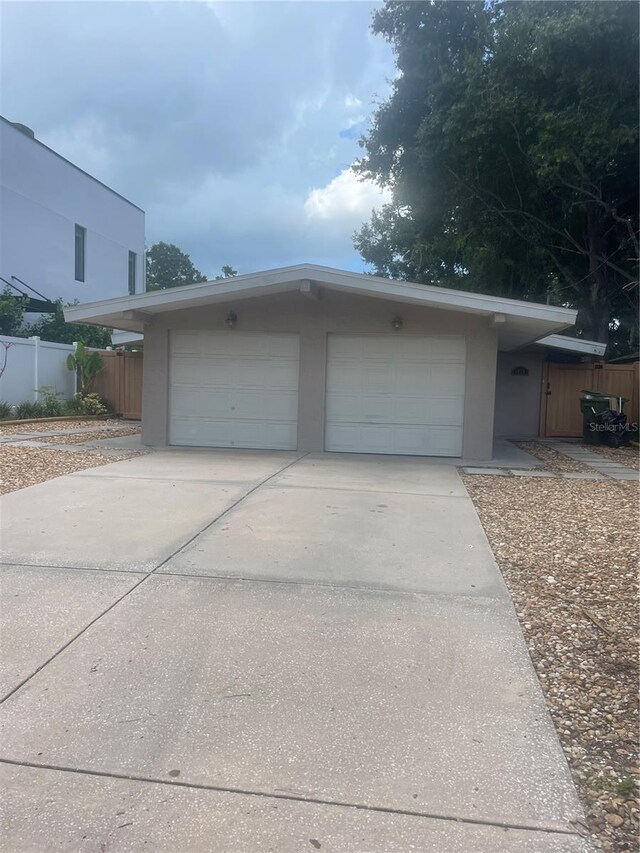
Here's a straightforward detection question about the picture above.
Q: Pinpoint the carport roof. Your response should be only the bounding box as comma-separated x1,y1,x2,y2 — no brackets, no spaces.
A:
65,263,577,351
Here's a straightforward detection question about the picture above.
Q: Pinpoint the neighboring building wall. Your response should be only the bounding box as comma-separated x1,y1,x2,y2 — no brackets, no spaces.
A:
0,118,145,306
0,334,76,405
141,289,499,459
494,350,543,439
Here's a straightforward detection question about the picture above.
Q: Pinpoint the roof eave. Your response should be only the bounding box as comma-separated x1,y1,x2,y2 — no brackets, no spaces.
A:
63,264,578,341
535,333,606,356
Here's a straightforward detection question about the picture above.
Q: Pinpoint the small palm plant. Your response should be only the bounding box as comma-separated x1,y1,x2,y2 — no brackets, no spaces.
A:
66,342,104,395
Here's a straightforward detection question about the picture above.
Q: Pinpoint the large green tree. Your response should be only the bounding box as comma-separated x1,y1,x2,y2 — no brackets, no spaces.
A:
145,242,208,291
355,1,639,353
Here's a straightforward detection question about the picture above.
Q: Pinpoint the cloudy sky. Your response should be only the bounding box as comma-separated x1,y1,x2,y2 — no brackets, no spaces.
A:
1,1,395,277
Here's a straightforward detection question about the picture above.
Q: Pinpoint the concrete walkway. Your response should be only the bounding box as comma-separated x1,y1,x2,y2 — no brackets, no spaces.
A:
0,421,144,457
0,450,592,851
541,439,639,481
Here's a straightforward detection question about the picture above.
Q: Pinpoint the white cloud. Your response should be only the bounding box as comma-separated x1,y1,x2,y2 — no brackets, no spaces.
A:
1,1,396,273
344,115,366,129
304,168,391,231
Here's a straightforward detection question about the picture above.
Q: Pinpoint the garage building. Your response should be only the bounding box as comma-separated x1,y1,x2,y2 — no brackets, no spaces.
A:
66,264,577,460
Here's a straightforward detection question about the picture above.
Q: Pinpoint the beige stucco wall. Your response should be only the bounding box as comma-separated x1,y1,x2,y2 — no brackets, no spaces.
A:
493,350,543,439
141,289,499,459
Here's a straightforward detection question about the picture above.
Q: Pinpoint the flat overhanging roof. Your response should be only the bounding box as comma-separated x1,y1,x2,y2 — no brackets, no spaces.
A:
535,334,606,356
65,263,577,351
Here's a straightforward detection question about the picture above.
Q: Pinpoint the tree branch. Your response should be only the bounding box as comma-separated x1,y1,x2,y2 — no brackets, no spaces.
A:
558,177,639,255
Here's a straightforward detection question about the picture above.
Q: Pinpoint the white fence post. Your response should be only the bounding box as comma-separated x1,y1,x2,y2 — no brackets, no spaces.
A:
30,336,40,401
72,341,78,395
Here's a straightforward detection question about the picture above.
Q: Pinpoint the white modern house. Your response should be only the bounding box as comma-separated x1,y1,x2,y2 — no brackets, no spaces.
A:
0,116,145,308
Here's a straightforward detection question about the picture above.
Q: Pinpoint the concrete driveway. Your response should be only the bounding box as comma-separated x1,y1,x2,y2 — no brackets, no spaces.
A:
0,449,591,852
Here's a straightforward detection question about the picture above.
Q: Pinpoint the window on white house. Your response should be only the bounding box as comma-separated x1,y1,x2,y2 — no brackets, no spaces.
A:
75,224,86,282
128,251,136,295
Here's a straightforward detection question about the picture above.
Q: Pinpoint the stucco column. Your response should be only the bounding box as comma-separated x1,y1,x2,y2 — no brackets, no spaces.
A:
296,327,327,452
462,327,498,460
141,326,169,446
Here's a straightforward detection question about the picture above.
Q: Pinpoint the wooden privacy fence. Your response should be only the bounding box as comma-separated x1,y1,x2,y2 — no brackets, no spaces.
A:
91,350,143,420
540,361,639,438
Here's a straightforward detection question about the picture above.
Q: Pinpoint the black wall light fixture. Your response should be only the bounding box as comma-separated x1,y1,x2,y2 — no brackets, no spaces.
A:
391,315,403,330
225,311,238,328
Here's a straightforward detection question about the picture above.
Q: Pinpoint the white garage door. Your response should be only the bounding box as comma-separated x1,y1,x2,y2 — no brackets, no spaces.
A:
169,331,299,449
325,334,466,457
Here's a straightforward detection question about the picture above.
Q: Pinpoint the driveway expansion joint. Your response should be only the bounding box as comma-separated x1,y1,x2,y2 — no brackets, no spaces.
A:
0,573,148,706
153,568,507,603
0,562,505,603
151,452,309,572
0,453,308,706
264,480,469,497
0,561,147,578
0,758,587,840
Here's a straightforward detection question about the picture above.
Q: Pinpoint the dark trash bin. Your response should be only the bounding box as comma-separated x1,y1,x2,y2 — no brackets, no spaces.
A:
595,407,629,448
580,391,629,446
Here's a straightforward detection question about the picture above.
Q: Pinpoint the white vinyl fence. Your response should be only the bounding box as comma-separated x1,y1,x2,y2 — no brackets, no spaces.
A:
0,335,78,405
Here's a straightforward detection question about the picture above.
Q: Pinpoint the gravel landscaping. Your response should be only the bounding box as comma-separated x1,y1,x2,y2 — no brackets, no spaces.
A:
0,444,145,494
31,427,140,445
464,474,639,853
0,418,124,436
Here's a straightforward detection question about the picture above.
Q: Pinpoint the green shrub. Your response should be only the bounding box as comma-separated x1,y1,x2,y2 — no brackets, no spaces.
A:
63,396,85,416
37,386,66,417
14,400,45,419
0,400,12,419
66,392,108,416
80,393,108,416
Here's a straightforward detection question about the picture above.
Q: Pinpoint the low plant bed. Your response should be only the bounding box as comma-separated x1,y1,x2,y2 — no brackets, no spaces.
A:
0,385,113,422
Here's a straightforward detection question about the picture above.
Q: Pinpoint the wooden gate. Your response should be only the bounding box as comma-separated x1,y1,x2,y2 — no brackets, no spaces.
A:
91,350,143,420
540,362,639,437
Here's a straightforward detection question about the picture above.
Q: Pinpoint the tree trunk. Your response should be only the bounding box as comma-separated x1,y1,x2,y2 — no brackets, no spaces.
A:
576,202,613,346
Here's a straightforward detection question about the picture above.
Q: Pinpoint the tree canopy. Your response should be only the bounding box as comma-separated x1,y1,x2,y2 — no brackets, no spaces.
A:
215,265,238,280
0,290,111,347
145,242,238,291
0,287,28,337
145,242,207,291
355,1,639,354
26,299,112,348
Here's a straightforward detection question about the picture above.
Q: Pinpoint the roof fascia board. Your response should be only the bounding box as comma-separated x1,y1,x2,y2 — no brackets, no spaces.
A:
304,266,576,324
64,263,577,327
535,334,606,356
63,268,309,323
